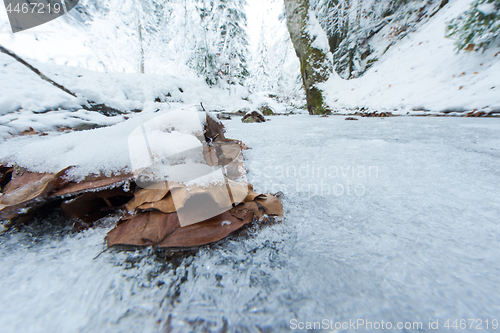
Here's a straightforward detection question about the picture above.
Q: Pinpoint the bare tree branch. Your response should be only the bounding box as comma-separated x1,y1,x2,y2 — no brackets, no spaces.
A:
0,44,77,98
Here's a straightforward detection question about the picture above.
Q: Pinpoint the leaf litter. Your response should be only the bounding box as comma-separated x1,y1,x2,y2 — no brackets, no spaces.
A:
0,107,283,251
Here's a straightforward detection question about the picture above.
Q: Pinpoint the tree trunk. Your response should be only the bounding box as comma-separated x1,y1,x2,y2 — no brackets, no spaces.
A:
138,22,145,74
284,0,333,115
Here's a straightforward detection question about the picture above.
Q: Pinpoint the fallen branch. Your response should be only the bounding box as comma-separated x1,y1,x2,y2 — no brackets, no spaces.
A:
1,45,129,116
0,45,77,98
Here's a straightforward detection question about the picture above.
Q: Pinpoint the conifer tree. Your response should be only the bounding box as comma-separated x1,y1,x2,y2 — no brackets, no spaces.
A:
447,0,500,51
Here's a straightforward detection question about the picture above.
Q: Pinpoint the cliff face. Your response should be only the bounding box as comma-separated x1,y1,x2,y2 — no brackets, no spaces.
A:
284,0,333,115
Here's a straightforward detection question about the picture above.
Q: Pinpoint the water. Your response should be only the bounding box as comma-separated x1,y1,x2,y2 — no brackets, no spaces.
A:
1,115,500,332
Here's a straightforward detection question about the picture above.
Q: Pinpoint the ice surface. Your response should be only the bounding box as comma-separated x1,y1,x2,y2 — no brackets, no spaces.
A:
1,115,499,332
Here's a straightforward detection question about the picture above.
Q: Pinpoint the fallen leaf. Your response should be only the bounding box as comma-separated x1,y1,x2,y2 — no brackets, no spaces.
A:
107,210,254,249
255,194,284,216
0,168,69,221
205,114,227,142
61,186,133,223
51,172,133,198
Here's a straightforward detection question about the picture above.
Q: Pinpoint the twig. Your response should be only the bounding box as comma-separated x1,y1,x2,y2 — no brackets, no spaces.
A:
0,44,77,97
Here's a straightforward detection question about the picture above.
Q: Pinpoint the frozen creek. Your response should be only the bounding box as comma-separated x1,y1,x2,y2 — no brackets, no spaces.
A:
1,115,499,332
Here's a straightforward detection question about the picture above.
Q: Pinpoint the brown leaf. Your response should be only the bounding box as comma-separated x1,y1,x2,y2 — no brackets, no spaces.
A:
0,166,13,190
255,194,284,217
51,173,133,198
225,161,246,179
107,210,253,249
220,143,242,162
160,210,253,247
139,192,176,213
170,180,249,212
0,168,68,220
125,181,181,212
205,114,227,142
203,146,219,166
244,190,266,202
107,211,174,247
61,187,133,223
133,178,248,215
231,201,263,220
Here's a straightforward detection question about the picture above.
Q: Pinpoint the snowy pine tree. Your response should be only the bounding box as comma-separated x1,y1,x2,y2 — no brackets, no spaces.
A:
249,18,271,91
190,0,220,85
214,0,250,85
190,0,249,86
447,0,500,51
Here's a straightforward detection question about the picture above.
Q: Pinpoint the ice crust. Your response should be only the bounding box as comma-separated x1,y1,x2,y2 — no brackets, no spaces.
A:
1,115,499,332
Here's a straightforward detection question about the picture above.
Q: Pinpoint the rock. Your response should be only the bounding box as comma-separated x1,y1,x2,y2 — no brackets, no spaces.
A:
465,110,485,117
359,111,394,117
242,111,266,123
242,116,257,123
234,107,250,116
217,113,232,120
345,117,359,121
258,104,275,116
74,123,107,131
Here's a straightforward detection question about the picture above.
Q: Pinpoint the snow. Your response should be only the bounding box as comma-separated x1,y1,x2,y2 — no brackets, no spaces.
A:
0,0,499,330
307,12,332,56
1,115,499,332
320,0,500,115
0,54,297,140
0,105,217,182
477,2,498,16
245,0,304,98
0,53,84,116
0,104,238,188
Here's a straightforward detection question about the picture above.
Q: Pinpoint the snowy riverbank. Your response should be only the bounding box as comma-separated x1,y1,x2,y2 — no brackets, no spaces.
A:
321,0,500,116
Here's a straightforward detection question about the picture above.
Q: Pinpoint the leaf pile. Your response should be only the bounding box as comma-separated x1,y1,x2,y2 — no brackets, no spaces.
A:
0,114,283,250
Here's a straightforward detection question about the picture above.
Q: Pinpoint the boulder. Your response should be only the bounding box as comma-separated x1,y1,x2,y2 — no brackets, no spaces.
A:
258,104,275,116
242,111,266,123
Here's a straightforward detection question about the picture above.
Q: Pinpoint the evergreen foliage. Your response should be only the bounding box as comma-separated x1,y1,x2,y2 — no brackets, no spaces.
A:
191,0,249,86
446,0,500,51
311,0,444,79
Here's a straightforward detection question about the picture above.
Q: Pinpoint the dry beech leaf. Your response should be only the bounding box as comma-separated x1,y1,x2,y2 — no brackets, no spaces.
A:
255,194,284,216
51,173,133,198
232,201,263,220
107,210,253,249
205,114,227,143
125,181,182,212
0,166,13,190
134,179,249,215
61,187,133,223
106,186,283,249
245,191,266,202
0,168,69,220
225,161,246,179
139,192,176,213
220,143,243,162
203,146,219,167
